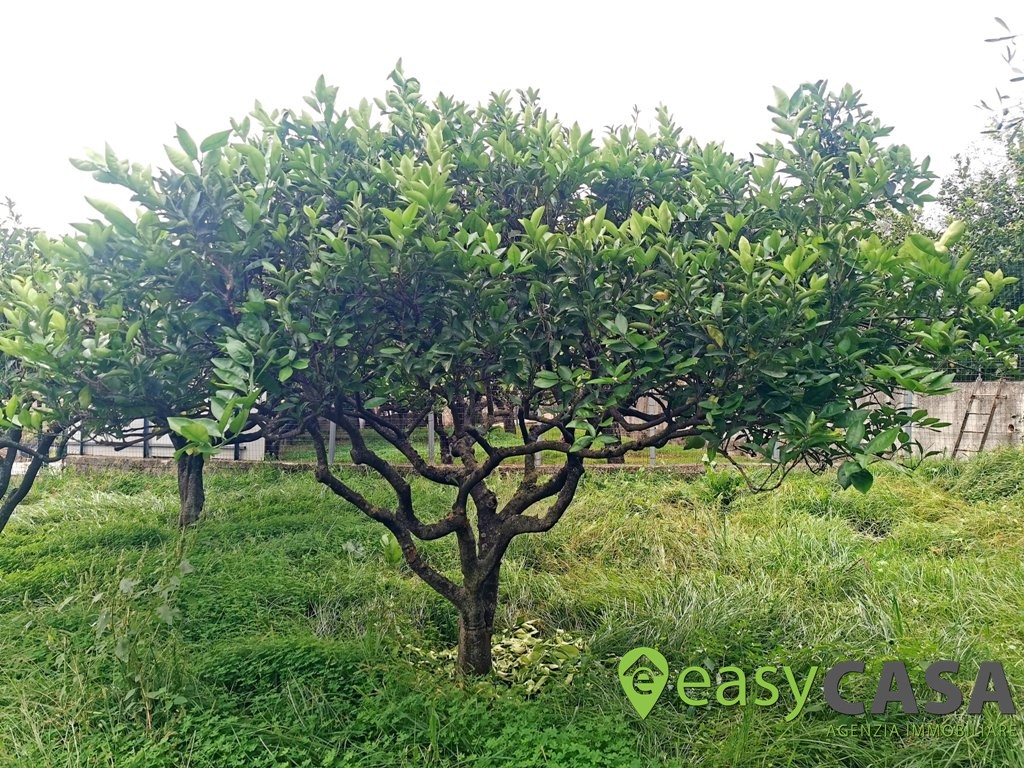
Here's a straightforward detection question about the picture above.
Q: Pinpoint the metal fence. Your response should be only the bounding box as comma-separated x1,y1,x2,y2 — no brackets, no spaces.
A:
73,418,265,461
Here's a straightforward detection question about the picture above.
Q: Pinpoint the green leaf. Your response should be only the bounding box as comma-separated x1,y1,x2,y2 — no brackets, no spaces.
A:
937,220,965,247
865,427,901,455
164,144,195,175
570,434,594,452
908,233,940,258
734,236,754,274
125,320,143,345
236,144,267,183
837,461,873,493
86,198,136,235
224,338,253,367
200,129,233,153
534,370,560,389
227,407,249,437
176,125,198,160
845,418,866,448
167,417,211,445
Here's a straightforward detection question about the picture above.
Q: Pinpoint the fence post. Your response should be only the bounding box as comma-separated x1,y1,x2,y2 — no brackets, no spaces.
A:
428,412,435,464
648,397,657,467
142,418,150,459
902,390,914,446
328,420,337,464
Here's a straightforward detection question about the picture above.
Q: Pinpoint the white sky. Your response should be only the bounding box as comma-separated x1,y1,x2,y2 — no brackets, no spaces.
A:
1,1,1019,233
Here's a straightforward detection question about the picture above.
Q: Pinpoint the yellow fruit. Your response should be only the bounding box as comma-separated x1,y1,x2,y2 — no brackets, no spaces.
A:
653,290,670,301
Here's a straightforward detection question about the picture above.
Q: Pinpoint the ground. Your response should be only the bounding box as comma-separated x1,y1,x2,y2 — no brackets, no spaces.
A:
0,451,1023,767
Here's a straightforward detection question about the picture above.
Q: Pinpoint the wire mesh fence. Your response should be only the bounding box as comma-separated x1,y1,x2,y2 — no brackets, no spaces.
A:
265,418,706,468
72,420,263,461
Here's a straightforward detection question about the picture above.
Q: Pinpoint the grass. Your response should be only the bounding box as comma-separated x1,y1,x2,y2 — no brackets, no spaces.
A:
0,452,1023,766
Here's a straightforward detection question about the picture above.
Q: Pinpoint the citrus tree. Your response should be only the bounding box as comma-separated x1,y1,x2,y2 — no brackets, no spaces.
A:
939,139,1024,310
0,207,86,534
2,131,275,528
164,75,1021,675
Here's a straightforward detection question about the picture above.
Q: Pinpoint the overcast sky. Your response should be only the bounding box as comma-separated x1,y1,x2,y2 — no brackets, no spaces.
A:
1,1,1018,233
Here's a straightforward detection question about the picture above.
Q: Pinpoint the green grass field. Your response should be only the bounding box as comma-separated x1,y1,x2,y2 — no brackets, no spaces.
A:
1,451,1023,766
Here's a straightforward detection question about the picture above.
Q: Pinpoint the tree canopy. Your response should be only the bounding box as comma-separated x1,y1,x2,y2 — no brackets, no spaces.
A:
2,134,287,527
169,72,1020,673
939,137,1024,313
2,71,1021,673
0,203,84,533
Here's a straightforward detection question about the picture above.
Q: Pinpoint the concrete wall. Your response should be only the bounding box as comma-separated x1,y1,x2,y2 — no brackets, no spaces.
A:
73,418,265,462
908,380,1024,457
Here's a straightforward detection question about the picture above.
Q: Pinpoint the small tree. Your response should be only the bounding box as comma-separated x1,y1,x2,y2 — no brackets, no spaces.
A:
939,139,1024,311
176,79,1022,674
0,208,85,534
10,129,284,527
929,16,1024,371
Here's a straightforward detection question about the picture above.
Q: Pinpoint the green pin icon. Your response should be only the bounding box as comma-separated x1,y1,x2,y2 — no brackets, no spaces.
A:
618,646,669,718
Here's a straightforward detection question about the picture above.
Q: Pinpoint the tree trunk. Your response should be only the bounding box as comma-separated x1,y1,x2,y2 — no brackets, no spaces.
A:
436,426,454,465
176,451,205,528
457,566,500,675
0,430,57,536
502,406,516,434
603,424,625,464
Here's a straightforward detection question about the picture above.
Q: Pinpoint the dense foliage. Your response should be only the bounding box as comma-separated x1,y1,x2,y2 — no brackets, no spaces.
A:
939,137,1024,312
2,72,1021,672
0,202,82,533
179,73,1020,672
0,136,290,527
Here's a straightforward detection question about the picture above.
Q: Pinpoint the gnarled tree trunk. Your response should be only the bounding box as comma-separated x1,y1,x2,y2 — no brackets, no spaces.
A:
308,416,590,678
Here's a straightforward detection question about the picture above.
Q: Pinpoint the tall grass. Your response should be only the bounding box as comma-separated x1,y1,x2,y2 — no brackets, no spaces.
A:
0,454,1022,766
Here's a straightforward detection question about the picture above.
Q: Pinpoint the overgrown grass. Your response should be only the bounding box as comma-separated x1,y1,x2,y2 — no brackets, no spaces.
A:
1,454,1023,766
